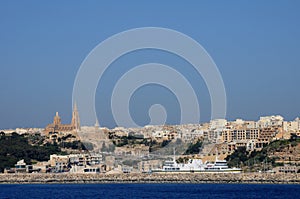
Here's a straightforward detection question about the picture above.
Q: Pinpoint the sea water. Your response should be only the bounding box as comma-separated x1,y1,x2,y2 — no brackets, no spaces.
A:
0,183,299,199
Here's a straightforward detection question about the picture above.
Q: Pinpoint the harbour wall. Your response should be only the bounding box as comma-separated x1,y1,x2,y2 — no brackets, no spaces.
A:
0,173,299,184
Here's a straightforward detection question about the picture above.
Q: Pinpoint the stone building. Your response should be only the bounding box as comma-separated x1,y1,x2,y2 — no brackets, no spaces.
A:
44,103,80,138
138,160,162,173
256,127,282,149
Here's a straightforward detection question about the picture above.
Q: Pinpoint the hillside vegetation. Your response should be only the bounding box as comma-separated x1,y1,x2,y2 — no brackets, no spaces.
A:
0,133,64,172
226,135,300,171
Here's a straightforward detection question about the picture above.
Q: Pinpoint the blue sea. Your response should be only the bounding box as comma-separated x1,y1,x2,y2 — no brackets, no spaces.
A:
0,184,299,199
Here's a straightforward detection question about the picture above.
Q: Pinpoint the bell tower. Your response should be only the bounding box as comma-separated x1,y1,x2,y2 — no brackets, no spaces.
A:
53,112,61,125
72,102,81,131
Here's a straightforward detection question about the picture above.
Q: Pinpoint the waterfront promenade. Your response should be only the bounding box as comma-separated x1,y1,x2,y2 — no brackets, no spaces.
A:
0,173,299,184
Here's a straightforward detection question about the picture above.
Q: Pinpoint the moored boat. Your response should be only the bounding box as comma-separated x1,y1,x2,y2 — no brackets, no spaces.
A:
152,156,241,173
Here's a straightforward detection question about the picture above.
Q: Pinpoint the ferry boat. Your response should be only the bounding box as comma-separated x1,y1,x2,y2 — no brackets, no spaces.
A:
204,159,242,173
153,154,241,173
160,158,204,172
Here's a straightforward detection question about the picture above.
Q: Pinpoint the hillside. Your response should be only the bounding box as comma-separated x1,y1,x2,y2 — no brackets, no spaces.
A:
0,133,65,172
226,135,300,172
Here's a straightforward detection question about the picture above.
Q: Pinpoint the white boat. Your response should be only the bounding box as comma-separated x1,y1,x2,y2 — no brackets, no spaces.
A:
160,158,205,172
204,159,242,173
203,149,242,173
153,152,241,173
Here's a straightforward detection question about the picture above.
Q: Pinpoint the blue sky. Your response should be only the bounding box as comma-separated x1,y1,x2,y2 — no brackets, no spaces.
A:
0,1,300,128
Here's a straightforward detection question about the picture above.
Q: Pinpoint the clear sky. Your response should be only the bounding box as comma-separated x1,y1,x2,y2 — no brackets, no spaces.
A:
0,0,300,129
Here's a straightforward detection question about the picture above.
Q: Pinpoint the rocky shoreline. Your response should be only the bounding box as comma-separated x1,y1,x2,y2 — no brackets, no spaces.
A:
0,173,299,184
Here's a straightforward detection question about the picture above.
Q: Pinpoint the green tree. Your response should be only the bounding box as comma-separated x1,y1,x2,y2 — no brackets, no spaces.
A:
184,140,202,155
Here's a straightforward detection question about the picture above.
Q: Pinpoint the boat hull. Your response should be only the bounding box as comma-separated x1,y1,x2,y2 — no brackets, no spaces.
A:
152,169,242,174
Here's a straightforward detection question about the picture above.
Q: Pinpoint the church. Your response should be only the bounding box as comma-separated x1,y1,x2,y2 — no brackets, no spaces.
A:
44,103,80,136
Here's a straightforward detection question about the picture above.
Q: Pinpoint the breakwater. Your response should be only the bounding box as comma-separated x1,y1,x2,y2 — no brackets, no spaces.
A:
0,173,299,184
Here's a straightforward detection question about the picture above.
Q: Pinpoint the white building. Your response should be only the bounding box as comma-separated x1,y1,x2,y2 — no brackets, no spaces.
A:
210,119,227,130
283,118,300,132
258,115,284,128
209,119,227,143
